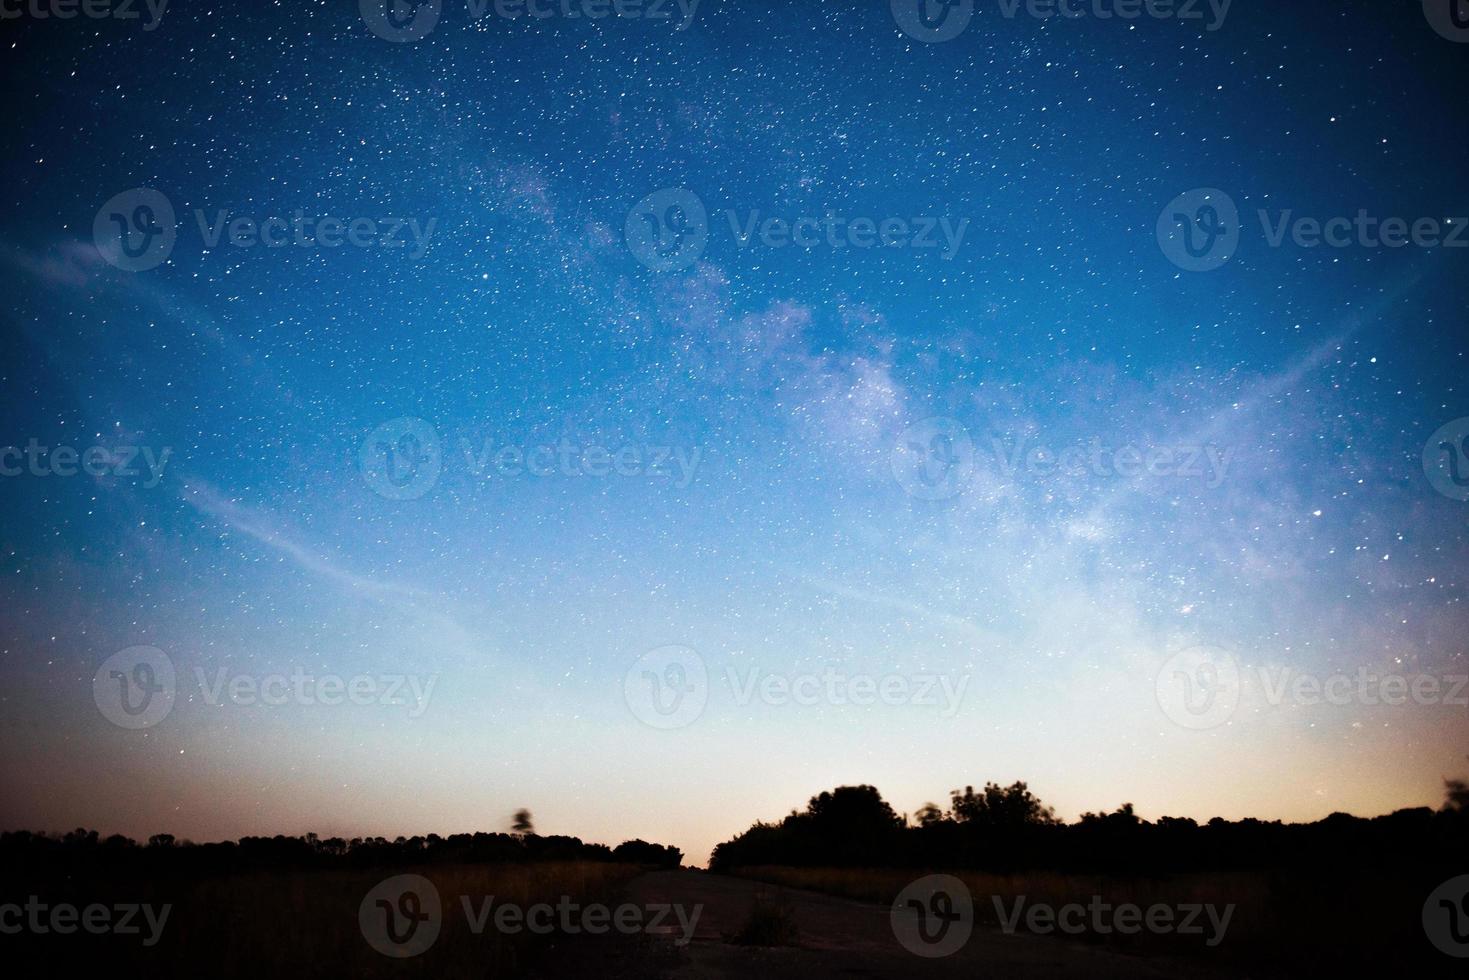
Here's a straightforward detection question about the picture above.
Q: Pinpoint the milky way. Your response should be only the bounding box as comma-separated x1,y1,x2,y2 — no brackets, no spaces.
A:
0,0,1466,864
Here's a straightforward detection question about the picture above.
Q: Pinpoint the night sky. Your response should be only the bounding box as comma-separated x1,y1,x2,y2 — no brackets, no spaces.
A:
1,0,1467,865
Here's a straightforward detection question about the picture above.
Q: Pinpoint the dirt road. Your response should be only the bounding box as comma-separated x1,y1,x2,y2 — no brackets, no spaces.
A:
545,869,1244,979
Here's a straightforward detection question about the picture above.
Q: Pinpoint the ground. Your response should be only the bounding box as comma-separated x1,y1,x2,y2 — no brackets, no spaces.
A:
529,869,1248,979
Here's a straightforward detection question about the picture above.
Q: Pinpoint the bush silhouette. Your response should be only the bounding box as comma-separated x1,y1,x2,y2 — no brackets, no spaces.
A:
710,777,1469,875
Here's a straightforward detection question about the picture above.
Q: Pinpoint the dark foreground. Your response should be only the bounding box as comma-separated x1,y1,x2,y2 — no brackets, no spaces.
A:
533,870,1245,979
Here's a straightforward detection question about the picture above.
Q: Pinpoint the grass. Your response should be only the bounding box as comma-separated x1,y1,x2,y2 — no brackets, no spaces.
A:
727,864,1436,972
727,888,800,947
6,861,644,979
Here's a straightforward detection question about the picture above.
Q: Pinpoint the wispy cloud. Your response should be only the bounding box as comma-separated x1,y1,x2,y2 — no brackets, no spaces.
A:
180,480,485,659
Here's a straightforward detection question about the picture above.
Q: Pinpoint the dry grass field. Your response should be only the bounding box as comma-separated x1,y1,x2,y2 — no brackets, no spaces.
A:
728,864,1434,973
7,861,645,978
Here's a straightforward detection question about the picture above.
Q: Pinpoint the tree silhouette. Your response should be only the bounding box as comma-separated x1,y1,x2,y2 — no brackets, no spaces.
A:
950,781,1058,828
711,778,1469,877
914,802,946,827
511,808,535,836
1443,757,1469,812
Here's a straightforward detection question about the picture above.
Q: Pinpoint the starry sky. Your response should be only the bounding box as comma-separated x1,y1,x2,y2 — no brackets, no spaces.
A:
1,0,1467,866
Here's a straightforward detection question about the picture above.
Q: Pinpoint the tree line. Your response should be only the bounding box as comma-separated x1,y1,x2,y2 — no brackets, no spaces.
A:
709,779,1469,873
1,827,683,877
